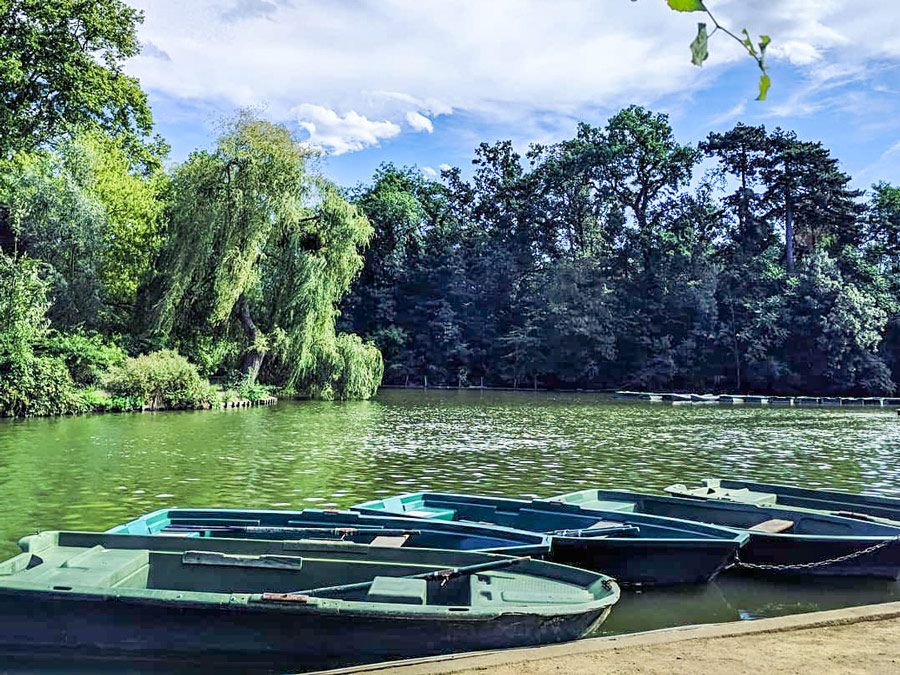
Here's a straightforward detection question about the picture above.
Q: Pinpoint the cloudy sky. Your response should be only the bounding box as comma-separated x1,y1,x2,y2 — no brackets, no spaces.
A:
125,0,900,190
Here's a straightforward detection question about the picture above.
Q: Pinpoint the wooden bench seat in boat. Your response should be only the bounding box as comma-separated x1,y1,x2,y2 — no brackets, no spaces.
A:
748,518,795,533
370,535,409,547
402,507,457,520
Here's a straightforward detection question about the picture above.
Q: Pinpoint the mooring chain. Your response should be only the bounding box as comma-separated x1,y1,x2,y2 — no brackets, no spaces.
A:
731,534,900,572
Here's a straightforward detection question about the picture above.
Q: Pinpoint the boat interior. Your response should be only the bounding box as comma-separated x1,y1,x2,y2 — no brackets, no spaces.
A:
0,532,602,609
111,508,548,553
356,493,741,540
553,490,900,537
671,479,900,522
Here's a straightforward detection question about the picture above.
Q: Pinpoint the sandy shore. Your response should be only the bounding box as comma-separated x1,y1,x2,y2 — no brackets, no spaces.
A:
316,601,900,675
450,616,900,675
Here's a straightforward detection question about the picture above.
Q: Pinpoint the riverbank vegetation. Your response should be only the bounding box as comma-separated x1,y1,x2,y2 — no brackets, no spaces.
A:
0,1,381,416
341,109,900,396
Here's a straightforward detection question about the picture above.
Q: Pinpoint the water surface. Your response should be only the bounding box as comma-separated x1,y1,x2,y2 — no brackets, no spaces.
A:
1,390,899,670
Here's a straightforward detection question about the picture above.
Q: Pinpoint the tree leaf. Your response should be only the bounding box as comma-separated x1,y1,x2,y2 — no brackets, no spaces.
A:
758,35,771,60
690,22,708,66
666,0,705,11
757,73,771,101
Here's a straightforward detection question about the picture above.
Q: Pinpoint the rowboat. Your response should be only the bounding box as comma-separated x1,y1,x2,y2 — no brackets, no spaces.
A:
666,478,900,522
550,489,900,579
108,507,551,556
353,493,748,585
0,531,618,667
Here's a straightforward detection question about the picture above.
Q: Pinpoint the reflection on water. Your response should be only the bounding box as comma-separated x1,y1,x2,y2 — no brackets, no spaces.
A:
0,389,898,671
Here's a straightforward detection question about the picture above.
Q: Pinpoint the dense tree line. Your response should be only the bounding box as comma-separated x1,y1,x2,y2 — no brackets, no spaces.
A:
341,107,900,395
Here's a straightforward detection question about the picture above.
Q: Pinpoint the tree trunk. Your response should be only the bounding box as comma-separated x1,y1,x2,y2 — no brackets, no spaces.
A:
785,196,795,274
238,293,264,383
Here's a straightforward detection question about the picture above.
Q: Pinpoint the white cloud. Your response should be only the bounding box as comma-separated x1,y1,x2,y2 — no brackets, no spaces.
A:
405,111,433,133
421,166,438,179
294,104,400,155
124,0,900,155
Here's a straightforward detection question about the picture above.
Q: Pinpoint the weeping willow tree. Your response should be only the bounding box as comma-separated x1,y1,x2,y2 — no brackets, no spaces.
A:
139,111,382,399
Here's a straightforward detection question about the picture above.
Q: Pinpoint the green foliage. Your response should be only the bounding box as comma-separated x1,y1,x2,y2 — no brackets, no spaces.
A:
102,350,215,410
690,23,708,66
142,111,381,399
0,254,88,416
79,388,143,413
666,0,705,11
35,331,125,386
287,333,383,401
0,352,86,417
1,130,166,329
344,110,897,396
0,254,50,356
658,0,772,100
0,0,159,164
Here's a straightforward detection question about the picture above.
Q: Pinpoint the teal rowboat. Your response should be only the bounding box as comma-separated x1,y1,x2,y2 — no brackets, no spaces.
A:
108,507,551,556
666,478,900,523
354,493,748,585
0,531,618,668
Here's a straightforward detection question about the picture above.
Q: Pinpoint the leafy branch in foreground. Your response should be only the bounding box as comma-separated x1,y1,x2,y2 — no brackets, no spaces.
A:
656,0,772,100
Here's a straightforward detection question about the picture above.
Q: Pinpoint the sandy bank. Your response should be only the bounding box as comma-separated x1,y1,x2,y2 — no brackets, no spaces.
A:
316,600,900,675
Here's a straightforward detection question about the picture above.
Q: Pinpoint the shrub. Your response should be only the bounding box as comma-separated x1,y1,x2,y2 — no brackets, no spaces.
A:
102,349,215,410
0,352,86,417
80,388,144,413
35,330,126,386
222,370,273,402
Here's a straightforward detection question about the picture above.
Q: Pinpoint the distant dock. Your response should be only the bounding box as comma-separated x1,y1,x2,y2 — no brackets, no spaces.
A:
615,391,900,407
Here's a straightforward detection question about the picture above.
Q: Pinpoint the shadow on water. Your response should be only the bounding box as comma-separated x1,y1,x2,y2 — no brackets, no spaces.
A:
0,389,899,672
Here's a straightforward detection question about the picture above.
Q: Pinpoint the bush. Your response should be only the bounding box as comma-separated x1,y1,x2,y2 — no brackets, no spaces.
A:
222,371,273,402
35,331,126,386
102,349,215,410
0,352,86,417
80,388,145,413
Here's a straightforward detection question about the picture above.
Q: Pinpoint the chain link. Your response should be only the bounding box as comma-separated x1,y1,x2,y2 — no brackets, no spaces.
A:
730,535,900,572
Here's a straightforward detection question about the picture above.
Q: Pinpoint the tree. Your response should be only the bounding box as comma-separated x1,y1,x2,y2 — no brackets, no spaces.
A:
867,183,900,271
0,130,166,329
142,111,381,398
0,0,158,163
760,130,863,274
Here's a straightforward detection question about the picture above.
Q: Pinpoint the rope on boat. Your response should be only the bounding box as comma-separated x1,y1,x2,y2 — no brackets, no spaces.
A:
730,535,900,572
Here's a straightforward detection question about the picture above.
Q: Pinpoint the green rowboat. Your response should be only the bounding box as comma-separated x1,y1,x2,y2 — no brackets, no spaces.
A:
0,531,619,668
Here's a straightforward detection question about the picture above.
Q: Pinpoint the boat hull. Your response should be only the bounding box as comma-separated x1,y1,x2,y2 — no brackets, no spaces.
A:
737,534,900,579
549,538,740,585
0,591,611,668
551,489,900,579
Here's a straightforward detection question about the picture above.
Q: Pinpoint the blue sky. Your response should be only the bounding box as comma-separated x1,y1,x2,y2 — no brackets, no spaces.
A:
126,1,900,192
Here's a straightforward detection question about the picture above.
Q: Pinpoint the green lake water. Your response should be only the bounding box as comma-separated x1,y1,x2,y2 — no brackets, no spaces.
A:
2,389,900,671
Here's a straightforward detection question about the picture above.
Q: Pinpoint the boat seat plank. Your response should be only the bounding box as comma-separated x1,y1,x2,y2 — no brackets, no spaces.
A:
370,535,409,548
587,520,627,530
748,518,794,533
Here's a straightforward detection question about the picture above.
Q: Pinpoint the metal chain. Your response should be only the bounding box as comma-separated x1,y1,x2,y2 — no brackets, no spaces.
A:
730,535,900,572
